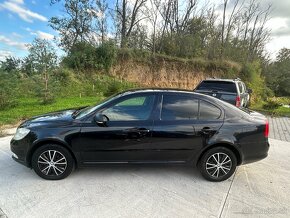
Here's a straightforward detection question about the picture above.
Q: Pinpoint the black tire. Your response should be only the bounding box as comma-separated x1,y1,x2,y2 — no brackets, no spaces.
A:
32,144,74,180
198,147,237,182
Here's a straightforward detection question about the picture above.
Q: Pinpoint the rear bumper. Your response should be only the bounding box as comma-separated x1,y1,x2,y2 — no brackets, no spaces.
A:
240,141,270,165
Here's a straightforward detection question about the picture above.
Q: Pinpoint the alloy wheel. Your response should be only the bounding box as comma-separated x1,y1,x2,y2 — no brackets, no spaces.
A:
205,152,232,178
37,150,67,176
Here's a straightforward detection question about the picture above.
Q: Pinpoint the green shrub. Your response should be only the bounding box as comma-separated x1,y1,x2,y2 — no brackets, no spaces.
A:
104,80,122,97
62,41,117,73
0,92,17,110
263,98,281,110
0,72,18,110
240,61,272,104
95,41,117,72
240,63,256,82
62,42,97,71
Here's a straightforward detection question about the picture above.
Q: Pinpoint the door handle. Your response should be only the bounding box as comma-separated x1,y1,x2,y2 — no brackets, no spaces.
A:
137,128,150,133
201,127,216,135
123,128,150,139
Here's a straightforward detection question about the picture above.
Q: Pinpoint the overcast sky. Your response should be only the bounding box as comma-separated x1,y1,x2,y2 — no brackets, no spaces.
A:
260,0,290,59
0,0,290,61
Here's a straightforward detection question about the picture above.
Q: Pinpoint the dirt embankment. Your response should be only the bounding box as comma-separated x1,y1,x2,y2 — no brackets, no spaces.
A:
111,56,240,89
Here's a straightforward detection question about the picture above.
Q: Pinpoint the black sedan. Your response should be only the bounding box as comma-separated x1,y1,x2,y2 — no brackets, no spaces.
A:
10,89,269,181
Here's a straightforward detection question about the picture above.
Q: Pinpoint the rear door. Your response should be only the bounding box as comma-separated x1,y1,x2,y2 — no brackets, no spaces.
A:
194,99,224,141
151,93,223,162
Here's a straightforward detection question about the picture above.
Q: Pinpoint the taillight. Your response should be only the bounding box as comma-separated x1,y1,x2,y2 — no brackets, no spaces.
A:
264,120,269,138
235,96,241,107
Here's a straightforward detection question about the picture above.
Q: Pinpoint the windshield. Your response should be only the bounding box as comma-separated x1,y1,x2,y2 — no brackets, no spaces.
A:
74,93,122,119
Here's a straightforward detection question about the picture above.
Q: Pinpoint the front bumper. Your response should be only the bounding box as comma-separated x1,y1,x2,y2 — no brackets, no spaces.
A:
10,138,30,167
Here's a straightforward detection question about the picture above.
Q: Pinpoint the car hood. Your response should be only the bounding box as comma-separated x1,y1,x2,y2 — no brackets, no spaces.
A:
19,109,78,128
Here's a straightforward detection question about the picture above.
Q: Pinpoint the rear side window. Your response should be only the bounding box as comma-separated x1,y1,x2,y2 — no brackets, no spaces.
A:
242,82,247,92
237,82,244,93
199,100,221,120
196,81,237,93
161,95,199,120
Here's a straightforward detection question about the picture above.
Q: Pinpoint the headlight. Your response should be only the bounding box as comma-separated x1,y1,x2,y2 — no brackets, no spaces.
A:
13,128,30,140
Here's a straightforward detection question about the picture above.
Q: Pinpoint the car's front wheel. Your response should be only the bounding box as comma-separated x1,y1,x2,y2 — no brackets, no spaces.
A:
198,147,237,182
32,144,74,180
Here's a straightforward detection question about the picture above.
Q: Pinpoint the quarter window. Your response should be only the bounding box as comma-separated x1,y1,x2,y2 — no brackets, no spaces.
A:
161,95,199,120
199,100,221,120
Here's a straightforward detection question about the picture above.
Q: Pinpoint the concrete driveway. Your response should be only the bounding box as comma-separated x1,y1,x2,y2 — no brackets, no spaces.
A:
1,135,290,218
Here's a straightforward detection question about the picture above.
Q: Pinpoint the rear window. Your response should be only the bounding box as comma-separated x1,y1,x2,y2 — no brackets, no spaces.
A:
196,81,237,93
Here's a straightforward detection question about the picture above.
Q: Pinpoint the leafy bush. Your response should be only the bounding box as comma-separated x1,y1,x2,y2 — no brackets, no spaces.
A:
264,97,290,109
0,72,18,110
62,42,97,71
32,74,59,104
104,80,123,97
240,61,273,104
62,41,117,73
240,63,256,82
263,98,281,110
95,41,117,72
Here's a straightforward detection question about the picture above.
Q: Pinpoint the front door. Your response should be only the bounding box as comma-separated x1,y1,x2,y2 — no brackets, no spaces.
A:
77,93,157,164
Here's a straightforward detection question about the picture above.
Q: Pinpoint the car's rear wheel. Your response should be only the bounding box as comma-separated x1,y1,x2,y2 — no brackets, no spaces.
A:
198,147,237,182
32,144,74,180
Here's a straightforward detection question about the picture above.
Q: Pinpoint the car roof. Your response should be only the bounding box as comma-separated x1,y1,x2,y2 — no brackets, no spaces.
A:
119,88,221,102
201,78,241,83
120,88,195,95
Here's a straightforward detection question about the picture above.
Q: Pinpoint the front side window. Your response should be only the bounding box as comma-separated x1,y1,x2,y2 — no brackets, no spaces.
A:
161,94,198,120
102,95,155,121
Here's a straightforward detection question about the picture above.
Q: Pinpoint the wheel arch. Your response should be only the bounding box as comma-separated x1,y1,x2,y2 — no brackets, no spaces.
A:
27,139,78,168
195,143,242,166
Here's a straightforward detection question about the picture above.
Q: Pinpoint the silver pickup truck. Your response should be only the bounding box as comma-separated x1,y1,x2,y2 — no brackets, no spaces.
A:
194,78,252,107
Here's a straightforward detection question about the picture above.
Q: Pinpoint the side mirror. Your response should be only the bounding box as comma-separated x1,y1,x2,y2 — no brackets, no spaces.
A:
247,88,253,94
94,113,108,125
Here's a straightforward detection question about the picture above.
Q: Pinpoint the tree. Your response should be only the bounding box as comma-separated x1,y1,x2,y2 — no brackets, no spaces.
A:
115,0,147,48
145,0,161,54
0,56,22,73
50,0,94,51
220,0,245,58
155,0,197,51
277,48,290,63
95,0,109,43
230,0,272,62
27,38,58,103
266,48,290,96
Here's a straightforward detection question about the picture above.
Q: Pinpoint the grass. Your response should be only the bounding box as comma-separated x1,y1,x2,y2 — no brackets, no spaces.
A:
251,100,290,117
0,96,104,127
